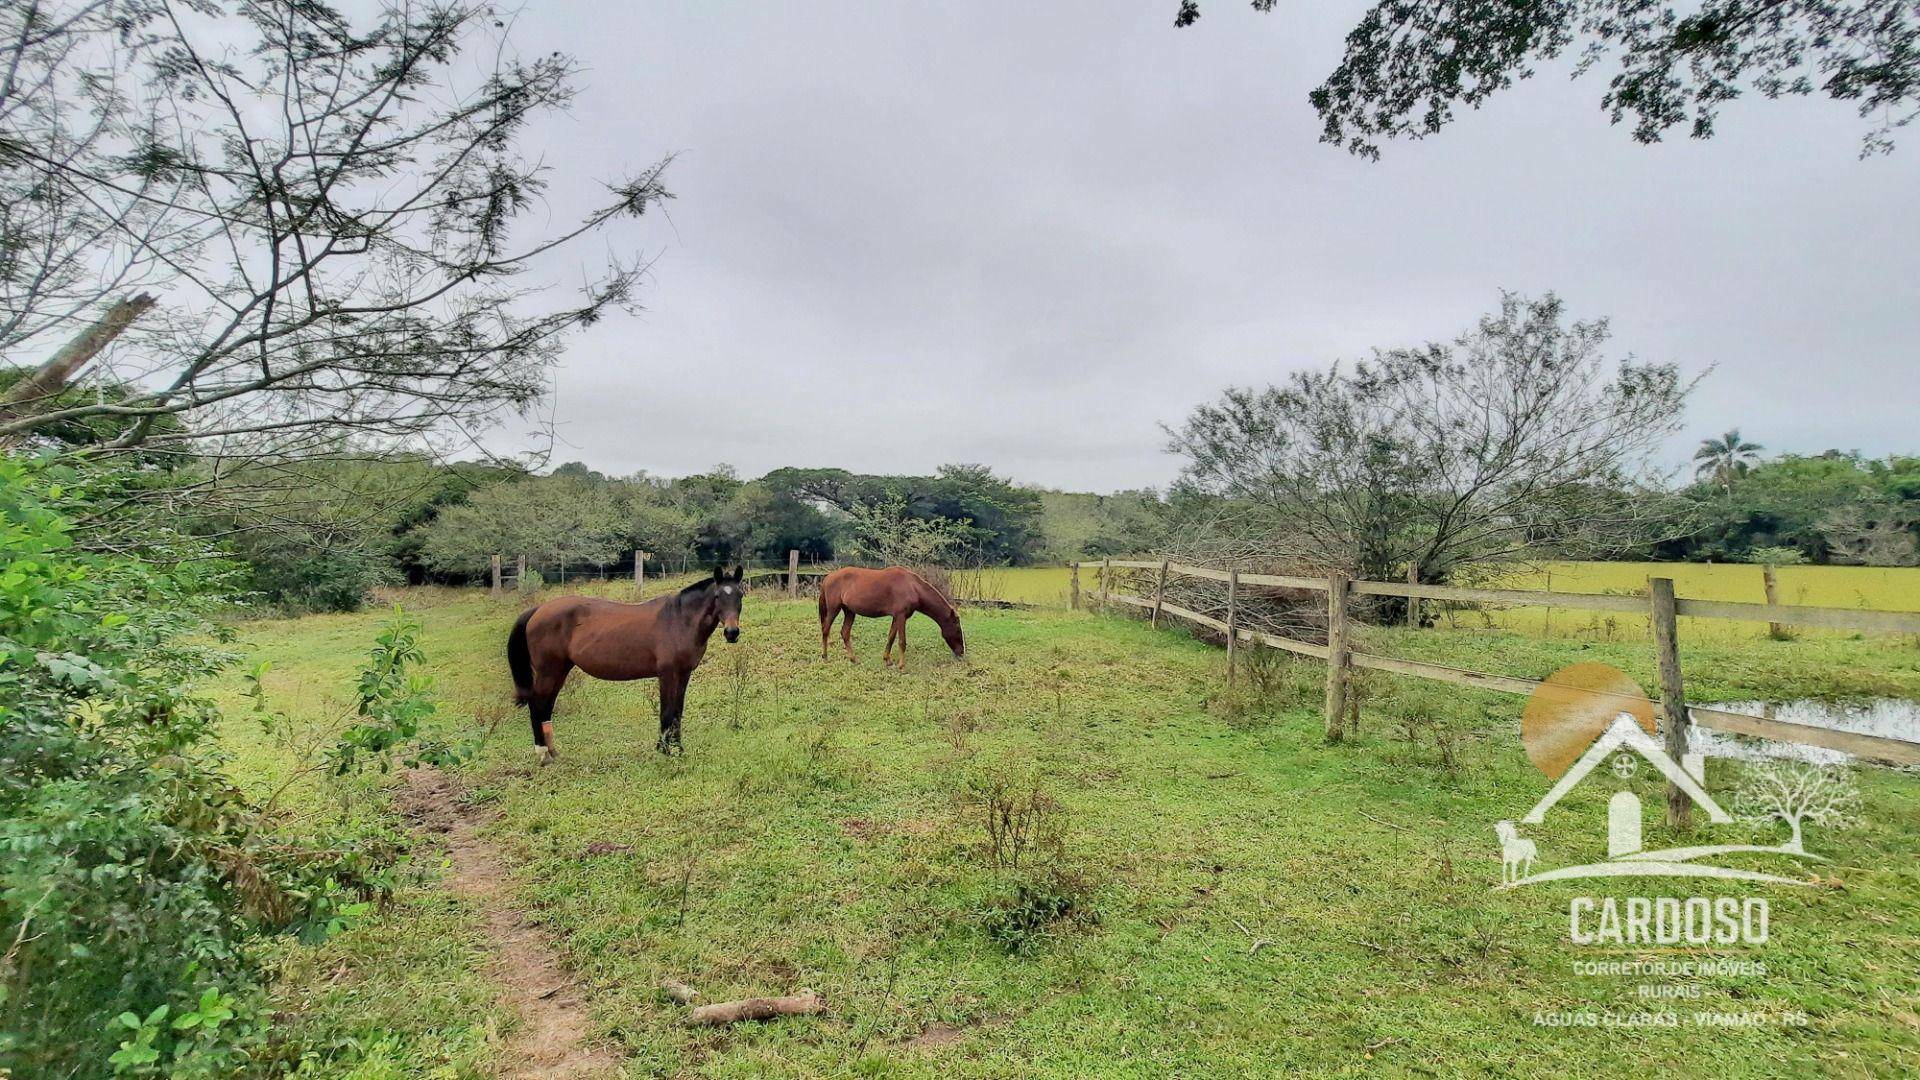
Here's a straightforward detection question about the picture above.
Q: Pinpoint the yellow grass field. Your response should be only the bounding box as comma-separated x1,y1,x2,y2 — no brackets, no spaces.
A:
982,563,1920,643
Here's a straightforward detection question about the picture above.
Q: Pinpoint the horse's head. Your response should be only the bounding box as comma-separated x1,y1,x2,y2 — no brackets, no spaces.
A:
941,618,964,659
711,564,744,642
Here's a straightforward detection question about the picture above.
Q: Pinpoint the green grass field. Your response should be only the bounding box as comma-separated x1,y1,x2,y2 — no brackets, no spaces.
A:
986,563,1920,643
221,582,1920,1078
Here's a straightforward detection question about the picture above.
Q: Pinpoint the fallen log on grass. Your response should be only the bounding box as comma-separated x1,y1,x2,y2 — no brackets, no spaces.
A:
684,991,826,1027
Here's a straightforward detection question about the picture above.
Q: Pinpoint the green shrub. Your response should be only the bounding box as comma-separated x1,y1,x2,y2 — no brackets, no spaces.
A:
979,867,1097,955
233,534,394,614
0,457,452,1078
958,769,1098,953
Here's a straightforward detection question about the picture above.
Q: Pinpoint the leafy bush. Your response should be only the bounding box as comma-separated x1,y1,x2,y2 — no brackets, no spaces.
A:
230,531,396,614
846,494,969,569
0,457,451,1078
959,770,1097,953
417,475,629,579
979,867,1096,955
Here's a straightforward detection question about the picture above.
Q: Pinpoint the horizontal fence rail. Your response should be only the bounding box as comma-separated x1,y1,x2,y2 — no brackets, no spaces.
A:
1671,598,1920,635
1686,706,1920,767
1083,560,1920,634
1350,579,1650,614
1072,559,1920,770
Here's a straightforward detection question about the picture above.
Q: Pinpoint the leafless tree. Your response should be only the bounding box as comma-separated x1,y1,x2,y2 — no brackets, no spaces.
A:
0,0,669,458
1821,500,1920,567
1165,292,1697,587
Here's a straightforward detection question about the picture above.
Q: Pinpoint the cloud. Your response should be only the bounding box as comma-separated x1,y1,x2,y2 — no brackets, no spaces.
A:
484,1,1920,490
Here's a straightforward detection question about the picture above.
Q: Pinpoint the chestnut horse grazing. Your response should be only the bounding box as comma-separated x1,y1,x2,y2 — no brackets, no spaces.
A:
818,566,963,667
507,565,745,760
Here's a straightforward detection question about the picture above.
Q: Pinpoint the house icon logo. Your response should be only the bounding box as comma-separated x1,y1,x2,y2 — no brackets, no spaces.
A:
1494,663,1839,889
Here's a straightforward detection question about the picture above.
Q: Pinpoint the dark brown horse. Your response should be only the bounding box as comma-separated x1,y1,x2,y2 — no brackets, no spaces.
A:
818,566,963,667
507,565,745,760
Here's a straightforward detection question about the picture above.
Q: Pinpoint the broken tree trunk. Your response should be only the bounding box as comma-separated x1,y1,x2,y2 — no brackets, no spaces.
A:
1,294,157,415
684,991,825,1027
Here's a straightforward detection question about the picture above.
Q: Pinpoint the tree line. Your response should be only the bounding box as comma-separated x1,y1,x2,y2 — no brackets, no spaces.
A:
151,291,1920,614
1661,444,1920,567
189,456,1068,610
14,289,1916,622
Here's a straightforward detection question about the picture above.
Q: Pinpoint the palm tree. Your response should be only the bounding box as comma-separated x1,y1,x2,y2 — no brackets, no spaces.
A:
1693,429,1763,491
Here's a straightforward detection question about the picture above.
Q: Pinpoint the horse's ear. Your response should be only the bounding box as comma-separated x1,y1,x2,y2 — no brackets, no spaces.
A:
730,563,744,581
712,563,725,582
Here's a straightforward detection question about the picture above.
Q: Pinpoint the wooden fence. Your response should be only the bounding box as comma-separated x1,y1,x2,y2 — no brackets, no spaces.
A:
1071,559,1920,813
485,549,832,599
489,550,650,594
743,554,831,597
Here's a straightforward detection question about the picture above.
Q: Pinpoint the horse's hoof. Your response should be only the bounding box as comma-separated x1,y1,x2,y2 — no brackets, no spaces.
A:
537,746,555,766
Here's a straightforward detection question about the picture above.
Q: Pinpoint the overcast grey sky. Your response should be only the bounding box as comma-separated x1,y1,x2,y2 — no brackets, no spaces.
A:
482,1,1920,492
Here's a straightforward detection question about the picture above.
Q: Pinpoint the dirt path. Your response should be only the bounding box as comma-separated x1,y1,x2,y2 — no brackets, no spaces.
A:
396,769,622,1079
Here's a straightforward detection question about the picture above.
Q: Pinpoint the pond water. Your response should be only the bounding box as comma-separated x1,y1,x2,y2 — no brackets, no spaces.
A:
1691,697,1920,766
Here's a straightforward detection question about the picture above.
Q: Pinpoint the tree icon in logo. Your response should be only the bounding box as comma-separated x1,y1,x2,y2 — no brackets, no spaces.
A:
1733,761,1861,855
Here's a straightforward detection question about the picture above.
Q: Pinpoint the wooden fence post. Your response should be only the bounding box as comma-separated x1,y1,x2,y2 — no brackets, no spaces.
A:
1324,572,1351,743
1069,563,1080,610
1762,563,1784,639
1405,562,1419,628
786,549,800,597
517,554,527,592
1151,559,1169,628
634,549,645,589
491,554,502,597
1226,568,1240,690
1650,577,1691,830
1101,558,1111,613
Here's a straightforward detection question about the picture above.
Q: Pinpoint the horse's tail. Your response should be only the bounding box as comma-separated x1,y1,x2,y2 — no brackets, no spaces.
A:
507,607,536,706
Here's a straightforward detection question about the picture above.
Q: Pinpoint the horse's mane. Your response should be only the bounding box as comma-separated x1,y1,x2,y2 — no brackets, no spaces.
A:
666,576,717,609
902,568,956,619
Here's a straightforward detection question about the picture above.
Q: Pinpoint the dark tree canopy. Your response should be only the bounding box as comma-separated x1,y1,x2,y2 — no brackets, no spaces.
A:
1178,1,1920,158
